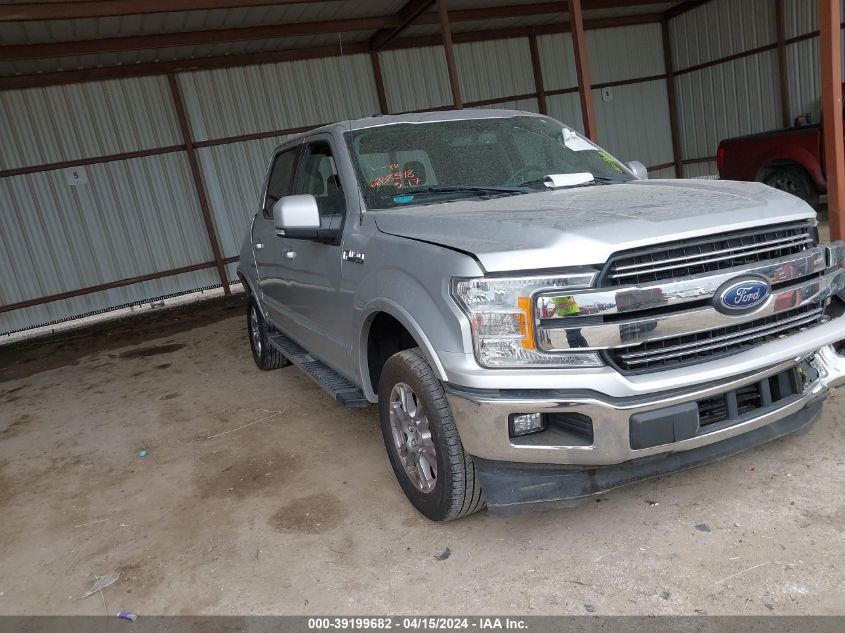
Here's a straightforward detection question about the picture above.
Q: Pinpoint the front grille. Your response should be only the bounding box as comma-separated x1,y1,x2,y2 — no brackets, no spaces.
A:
696,367,800,432
601,222,816,286
608,304,825,373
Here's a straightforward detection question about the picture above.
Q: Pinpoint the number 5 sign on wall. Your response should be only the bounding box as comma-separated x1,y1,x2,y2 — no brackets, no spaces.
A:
64,166,88,186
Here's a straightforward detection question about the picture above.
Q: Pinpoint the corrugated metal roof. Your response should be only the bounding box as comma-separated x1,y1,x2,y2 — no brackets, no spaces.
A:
0,0,405,44
0,31,373,76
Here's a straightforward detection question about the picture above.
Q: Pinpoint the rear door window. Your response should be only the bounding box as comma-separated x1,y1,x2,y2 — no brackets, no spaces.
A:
263,148,299,218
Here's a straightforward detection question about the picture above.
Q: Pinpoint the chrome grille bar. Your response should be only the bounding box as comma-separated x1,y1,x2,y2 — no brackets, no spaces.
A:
612,234,813,274
610,235,814,280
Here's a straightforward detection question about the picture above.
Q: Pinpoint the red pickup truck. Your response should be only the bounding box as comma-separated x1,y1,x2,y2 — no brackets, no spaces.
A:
717,123,826,208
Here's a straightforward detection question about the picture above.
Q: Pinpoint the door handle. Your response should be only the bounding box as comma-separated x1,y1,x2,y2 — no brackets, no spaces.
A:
284,249,297,260
254,242,264,249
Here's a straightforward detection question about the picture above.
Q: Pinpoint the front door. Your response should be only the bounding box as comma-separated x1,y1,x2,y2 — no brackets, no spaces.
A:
274,136,352,371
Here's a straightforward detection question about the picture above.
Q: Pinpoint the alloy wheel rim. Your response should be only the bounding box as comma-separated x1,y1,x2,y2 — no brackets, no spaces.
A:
389,382,437,493
249,306,262,355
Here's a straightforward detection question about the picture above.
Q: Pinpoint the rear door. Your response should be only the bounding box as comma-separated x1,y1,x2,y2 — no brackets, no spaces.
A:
252,145,301,330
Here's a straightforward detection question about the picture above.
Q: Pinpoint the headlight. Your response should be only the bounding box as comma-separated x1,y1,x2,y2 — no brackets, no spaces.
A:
451,274,603,368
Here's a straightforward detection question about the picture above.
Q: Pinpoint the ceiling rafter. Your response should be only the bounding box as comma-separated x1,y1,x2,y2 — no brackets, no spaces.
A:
0,0,342,22
370,0,436,51
0,0,679,62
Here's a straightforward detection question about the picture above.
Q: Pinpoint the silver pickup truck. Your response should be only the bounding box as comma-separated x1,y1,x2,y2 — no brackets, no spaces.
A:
237,110,845,521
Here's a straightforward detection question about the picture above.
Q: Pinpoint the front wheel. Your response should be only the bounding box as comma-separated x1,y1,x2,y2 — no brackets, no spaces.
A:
378,348,485,521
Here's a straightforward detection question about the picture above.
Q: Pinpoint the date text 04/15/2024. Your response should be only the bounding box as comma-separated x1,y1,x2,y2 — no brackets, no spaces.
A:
307,618,528,630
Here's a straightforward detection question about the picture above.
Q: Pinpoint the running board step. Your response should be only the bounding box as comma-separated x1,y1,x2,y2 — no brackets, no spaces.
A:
267,331,370,408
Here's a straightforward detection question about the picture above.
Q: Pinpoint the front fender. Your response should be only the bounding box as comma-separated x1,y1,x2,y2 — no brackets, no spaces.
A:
351,239,483,400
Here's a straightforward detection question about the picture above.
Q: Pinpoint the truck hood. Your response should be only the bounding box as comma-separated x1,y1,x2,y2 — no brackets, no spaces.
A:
372,179,816,273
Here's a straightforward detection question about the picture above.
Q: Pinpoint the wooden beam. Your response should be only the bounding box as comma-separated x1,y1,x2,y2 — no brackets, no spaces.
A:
437,0,463,109
0,0,339,22
370,0,435,52
775,0,791,128
529,34,547,115
820,0,845,242
370,50,389,114
167,75,231,295
0,16,396,61
569,0,597,140
661,20,683,178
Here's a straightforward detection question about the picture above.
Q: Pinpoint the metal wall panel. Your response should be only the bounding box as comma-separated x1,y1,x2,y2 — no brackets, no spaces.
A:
670,0,776,71
0,152,218,334
675,50,780,161
587,23,665,83
785,31,845,126
0,76,181,170
594,80,673,167
381,45,452,113
0,268,221,336
783,0,845,39
455,39,535,103
648,166,676,179
198,134,297,259
684,161,719,179
178,54,380,142
787,36,821,124
546,92,583,134
784,0,819,38
538,23,664,92
469,97,540,113
537,32,578,92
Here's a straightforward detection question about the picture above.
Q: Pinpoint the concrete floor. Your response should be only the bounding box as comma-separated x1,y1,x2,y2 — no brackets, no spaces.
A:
1,292,844,616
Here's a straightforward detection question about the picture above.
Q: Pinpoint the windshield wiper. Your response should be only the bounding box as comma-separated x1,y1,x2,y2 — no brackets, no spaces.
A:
400,185,531,198
517,175,629,189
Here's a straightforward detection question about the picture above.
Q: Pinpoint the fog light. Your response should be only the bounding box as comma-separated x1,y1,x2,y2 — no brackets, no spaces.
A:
509,413,545,437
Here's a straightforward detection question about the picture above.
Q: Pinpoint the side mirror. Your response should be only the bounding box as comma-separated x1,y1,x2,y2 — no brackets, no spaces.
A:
272,195,320,236
625,161,648,180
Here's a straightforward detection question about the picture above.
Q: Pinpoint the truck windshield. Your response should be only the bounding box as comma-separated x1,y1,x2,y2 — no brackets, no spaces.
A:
345,115,634,210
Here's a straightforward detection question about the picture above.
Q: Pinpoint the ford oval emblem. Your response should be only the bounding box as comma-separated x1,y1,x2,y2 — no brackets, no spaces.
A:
714,277,771,314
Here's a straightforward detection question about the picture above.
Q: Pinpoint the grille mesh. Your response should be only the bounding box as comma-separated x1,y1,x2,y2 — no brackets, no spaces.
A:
601,223,815,287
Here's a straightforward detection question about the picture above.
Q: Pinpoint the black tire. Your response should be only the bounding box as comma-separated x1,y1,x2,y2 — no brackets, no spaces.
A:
378,348,485,521
762,166,818,208
246,297,290,370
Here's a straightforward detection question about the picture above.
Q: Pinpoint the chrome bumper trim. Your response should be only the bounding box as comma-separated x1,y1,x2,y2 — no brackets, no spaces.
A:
537,267,844,352
538,245,834,320
446,345,845,466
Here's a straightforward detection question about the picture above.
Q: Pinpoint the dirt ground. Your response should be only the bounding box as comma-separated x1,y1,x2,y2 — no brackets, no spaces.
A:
1,280,844,616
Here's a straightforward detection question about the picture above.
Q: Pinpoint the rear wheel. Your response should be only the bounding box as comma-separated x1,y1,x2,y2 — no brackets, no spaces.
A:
762,166,818,208
378,348,485,521
246,298,290,370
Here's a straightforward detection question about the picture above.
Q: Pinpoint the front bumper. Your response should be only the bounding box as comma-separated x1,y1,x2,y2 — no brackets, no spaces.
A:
446,344,845,466
446,343,845,513
475,399,824,515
